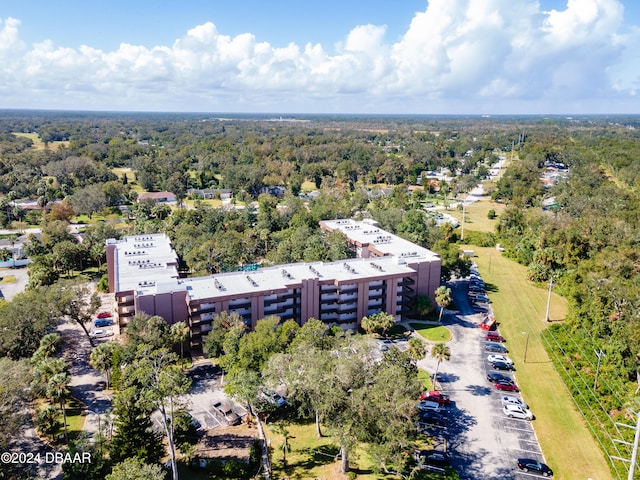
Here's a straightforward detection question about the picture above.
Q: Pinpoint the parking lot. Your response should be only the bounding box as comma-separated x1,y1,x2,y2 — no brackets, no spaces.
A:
182,362,248,430
422,276,549,479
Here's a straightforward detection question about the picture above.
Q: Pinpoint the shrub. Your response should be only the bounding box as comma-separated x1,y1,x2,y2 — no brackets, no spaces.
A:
487,209,497,219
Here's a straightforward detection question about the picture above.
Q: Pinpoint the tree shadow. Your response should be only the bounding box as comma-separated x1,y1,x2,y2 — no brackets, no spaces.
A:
449,446,516,480
286,443,341,472
464,384,493,396
434,372,460,384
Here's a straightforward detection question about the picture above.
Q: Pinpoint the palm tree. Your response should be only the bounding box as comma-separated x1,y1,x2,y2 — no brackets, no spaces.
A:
430,343,451,388
170,321,190,359
435,286,452,324
47,371,71,443
407,337,426,362
271,423,292,470
414,295,432,319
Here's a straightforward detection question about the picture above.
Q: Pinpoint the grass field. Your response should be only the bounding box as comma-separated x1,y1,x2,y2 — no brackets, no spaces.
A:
410,323,452,342
447,196,506,233
264,420,443,480
12,132,69,151
469,246,612,480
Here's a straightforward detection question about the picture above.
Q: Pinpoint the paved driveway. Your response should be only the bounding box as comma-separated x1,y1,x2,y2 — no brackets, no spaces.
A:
416,278,547,479
0,266,29,300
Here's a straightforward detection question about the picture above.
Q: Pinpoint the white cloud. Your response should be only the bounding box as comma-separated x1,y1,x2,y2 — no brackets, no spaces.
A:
0,0,638,113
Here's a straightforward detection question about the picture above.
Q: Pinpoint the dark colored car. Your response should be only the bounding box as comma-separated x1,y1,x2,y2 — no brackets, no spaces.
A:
414,449,450,468
212,401,241,426
484,342,508,353
495,380,519,392
94,318,114,327
486,332,504,342
96,311,113,318
491,360,514,371
487,372,512,383
517,458,553,476
417,410,446,426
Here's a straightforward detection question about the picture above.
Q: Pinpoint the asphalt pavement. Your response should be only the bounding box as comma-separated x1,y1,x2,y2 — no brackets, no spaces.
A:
414,277,545,479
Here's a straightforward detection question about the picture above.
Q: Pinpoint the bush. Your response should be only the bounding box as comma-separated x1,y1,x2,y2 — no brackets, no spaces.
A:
97,274,109,293
487,209,497,219
347,472,357,480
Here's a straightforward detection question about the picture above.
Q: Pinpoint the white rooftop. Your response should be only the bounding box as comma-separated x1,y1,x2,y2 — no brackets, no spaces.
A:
321,219,440,260
109,233,181,294
183,256,415,301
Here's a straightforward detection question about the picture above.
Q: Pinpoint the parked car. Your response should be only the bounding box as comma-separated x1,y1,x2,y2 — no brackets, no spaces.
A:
94,318,114,328
469,284,485,293
484,342,508,353
503,404,534,420
417,401,445,413
487,354,513,365
495,380,519,392
261,390,287,408
89,329,113,338
486,332,504,342
419,390,451,405
414,449,450,468
517,458,553,476
487,372,512,383
501,395,528,410
211,401,241,426
472,294,491,303
491,360,514,371
479,315,496,331
417,410,446,426
96,311,113,318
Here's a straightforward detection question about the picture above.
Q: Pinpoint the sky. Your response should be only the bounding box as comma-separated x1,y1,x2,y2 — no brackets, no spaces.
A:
1,0,640,115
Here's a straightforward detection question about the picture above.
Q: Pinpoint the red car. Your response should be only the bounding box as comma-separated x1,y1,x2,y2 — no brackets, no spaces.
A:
419,390,451,405
495,380,519,392
486,332,504,342
96,311,113,318
479,314,496,331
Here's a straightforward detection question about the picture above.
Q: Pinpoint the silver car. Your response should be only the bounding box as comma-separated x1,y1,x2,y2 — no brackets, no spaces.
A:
501,395,528,410
503,404,534,420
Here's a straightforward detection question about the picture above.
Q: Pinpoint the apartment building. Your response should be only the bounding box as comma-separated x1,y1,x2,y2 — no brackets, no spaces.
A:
106,220,441,353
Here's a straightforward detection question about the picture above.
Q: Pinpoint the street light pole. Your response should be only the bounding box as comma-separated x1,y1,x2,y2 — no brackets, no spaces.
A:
522,332,529,364
545,277,554,322
594,349,605,391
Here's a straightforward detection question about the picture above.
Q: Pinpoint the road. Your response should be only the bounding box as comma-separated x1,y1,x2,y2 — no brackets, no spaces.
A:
415,276,546,480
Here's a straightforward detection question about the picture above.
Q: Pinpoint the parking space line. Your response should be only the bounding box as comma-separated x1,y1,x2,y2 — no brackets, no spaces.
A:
500,421,534,430
514,469,550,478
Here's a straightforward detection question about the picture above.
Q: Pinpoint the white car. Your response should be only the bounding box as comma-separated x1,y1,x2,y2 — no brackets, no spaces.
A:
501,395,528,410
417,401,445,413
503,404,534,420
90,329,113,338
487,354,513,365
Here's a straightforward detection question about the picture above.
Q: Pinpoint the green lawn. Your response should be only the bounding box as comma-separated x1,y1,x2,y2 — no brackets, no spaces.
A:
447,197,506,233
469,246,612,480
264,419,448,480
410,323,452,342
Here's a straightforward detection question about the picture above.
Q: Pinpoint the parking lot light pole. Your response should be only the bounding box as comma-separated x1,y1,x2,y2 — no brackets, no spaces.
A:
522,332,529,364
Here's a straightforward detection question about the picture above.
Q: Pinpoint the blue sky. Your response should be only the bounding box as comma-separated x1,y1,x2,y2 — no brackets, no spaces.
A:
1,0,640,114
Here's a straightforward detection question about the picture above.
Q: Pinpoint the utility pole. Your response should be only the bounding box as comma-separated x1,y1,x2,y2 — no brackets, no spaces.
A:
545,277,554,322
461,193,468,241
594,349,605,391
